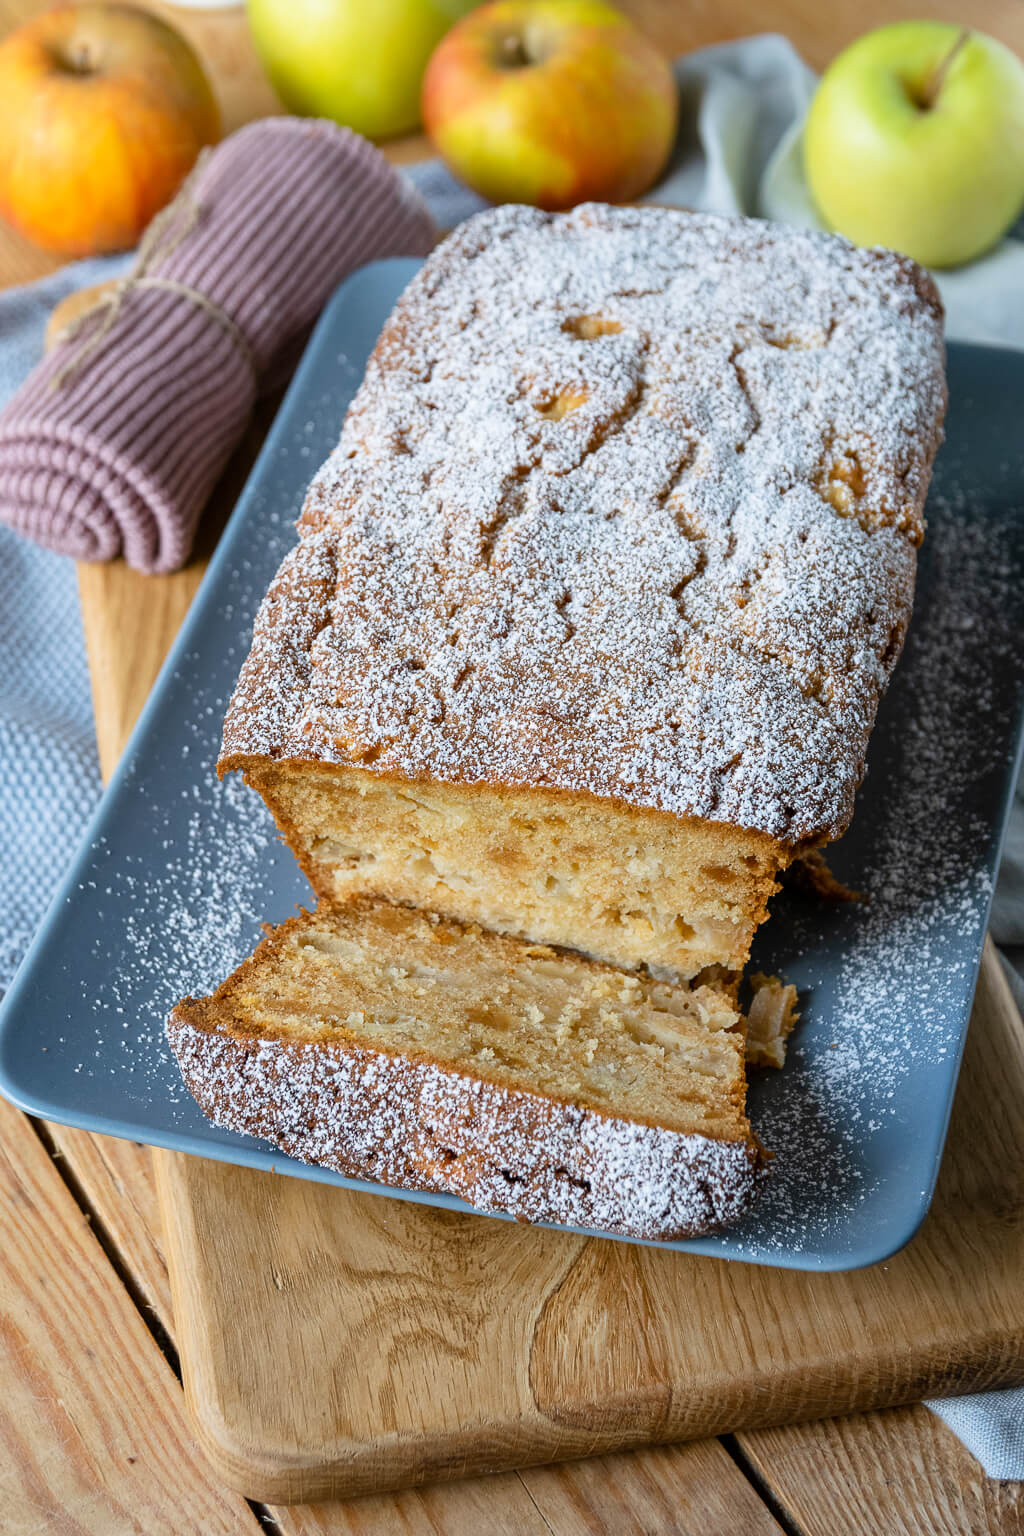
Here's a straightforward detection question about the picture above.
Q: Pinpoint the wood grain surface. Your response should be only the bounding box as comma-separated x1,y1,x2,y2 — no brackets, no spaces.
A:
3,0,1024,1528
740,1404,1024,1536
277,1436,787,1536
0,1096,255,1534
154,942,1024,1503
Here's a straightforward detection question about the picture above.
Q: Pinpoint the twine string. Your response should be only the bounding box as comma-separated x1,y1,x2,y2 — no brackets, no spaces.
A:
50,150,257,390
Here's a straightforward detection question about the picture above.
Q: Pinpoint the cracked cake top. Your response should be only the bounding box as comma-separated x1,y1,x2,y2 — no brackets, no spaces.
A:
221,203,947,846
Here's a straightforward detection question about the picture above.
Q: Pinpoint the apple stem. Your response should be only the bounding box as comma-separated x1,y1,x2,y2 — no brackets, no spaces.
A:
919,28,971,109
55,37,96,75
498,34,529,69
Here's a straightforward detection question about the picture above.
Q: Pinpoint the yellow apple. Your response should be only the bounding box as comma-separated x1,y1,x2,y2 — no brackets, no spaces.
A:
421,0,678,208
805,22,1024,268
247,0,478,142
0,3,220,258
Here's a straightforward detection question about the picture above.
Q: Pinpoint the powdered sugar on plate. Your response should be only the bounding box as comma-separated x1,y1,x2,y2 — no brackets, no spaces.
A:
75,774,283,1078
730,488,1024,1260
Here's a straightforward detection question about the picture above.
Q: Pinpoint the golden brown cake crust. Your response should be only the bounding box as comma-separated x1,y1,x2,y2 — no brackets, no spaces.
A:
221,203,946,847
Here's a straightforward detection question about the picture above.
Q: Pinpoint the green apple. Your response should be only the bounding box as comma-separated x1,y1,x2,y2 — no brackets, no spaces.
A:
247,0,477,141
804,22,1024,268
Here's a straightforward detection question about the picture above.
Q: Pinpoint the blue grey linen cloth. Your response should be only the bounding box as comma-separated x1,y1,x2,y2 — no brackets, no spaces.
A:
1,35,1022,1477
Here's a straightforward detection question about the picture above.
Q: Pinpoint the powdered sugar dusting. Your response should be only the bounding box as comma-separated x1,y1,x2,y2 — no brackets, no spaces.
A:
224,204,946,845
727,495,1024,1261
70,772,286,1093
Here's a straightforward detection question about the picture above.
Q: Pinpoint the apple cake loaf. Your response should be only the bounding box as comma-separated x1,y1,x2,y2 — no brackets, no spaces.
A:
220,204,946,981
169,897,765,1240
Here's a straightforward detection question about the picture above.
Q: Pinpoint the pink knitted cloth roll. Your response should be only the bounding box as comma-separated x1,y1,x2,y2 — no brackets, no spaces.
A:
0,118,435,573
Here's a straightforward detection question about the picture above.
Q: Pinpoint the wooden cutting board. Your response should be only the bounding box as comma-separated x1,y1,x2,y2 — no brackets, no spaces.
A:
77,547,1024,1508
146,945,1024,1505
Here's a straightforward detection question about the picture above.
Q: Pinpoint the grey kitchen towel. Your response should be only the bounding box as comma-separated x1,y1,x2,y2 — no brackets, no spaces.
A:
1,34,1022,1476
0,255,125,990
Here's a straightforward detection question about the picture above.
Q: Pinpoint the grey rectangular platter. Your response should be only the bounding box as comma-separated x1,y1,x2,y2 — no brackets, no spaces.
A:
1,257,1023,1271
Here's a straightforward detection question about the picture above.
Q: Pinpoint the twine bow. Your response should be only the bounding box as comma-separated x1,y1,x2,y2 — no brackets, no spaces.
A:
50,149,257,391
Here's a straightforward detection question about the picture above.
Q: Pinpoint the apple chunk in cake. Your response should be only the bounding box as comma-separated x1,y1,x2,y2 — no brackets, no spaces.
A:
220,204,947,978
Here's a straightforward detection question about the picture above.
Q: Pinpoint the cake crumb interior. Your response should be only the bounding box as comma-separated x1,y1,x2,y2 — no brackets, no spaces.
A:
248,764,784,981
214,898,752,1143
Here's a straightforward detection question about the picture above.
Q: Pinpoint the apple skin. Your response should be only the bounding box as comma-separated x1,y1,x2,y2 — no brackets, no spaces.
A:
804,22,1024,269
0,4,220,258
247,0,477,142
421,0,678,209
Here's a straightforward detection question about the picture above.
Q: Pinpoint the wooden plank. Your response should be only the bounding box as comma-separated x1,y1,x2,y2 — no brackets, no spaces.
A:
277,1439,785,1536
40,1123,173,1328
627,0,1024,69
77,559,207,784
276,1472,552,1536
0,1093,259,1535
35,1070,1024,1535
154,1150,589,1502
739,1403,1024,1536
32,1124,785,1535
517,1442,785,1536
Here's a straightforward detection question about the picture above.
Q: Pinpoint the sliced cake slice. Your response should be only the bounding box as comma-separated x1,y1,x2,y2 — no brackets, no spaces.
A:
168,897,766,1241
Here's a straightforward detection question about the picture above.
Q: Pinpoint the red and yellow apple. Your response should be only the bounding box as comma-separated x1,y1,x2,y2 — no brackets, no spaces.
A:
0,4,220,257
422,0,678,208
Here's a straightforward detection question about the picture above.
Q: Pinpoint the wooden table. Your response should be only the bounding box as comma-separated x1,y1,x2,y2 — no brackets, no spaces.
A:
2,2,1023,1530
